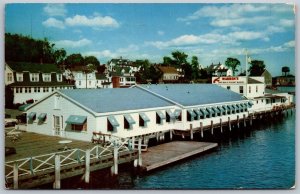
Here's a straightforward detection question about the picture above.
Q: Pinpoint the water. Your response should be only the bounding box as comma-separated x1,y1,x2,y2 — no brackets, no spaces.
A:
276,86,295,93
133,113,295,189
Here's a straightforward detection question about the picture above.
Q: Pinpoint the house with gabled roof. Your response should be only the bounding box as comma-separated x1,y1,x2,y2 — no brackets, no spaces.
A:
156,66,179,83
5,62,74,104
25,84,254,143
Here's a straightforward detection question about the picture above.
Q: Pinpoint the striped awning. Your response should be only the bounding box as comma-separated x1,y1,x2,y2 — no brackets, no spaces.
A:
212,107,220,114
18,104,32,111
223,105,229,111
27,112,36,119
206,108,214,114
200,108,209,116
227,105,233,110
139,113,150,122
187,109,196,117
248,101,254,107
124,114,136,125
166,109,175,119
231,105,236,110
156,110,166,119
243,103,248,109
194,109,203,116
173,109,182,118
66,115,87,125
38,113,47,120
108,116,120,127
219,106,226,113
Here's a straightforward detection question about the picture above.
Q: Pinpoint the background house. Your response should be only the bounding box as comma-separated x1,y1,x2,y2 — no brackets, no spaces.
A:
156,66,179,83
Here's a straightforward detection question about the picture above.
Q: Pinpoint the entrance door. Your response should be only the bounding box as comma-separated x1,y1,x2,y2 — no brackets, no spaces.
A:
54,115,61,136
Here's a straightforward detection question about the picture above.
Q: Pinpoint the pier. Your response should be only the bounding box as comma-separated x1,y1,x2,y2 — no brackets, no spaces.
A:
141,141,217,172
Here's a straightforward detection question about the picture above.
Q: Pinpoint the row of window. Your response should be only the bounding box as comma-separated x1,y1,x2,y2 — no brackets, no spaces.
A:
15,73,63,82
226,85,259,94
15,86,73,93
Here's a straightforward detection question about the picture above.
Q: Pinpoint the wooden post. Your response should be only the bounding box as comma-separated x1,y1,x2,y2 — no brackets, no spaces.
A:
220,118,223,133
250,115,253,126
112,144,118,175
85,149,90,183
228,117,231,131
243,114,246,127
13,162,18,189
211,120,214,135
200,122,203,138
169,130,173,141
138,138,142,167
54,154,60,189
237,115,240,128
156,132,159,142
190,124,193,140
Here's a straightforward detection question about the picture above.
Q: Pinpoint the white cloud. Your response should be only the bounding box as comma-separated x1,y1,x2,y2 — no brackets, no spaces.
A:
43,4,67,17
116,44,139,53
279,19,294,27
83,50,118,59
54,38,92,49
210,16,269,27
65,15,119,28
157,31,165,36
42,18,65,29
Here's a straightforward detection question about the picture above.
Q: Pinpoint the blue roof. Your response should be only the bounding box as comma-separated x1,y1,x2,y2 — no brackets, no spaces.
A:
139,84,245,106
60,88,173,113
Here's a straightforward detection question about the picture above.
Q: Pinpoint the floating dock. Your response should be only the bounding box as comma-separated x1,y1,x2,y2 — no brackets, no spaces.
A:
141,141,218,172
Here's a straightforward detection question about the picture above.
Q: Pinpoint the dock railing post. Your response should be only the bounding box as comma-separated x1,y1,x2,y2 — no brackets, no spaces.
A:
169,130,173,141
228,117,231,131
211,120,214,135
243,114,246,127
190,124,193,140
54,154,61,189
138,138,142,167
200,122,203,138
13,162,18,189
112,143,118,175
85,149,90,183
220,118,223,133
250,115,253,126
237,115,240,128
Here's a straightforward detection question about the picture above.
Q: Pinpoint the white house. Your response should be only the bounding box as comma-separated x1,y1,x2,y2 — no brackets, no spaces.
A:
95,73,112,88
207,63,232,77
5,62,74,104
156,66,179,83
25,84,255,144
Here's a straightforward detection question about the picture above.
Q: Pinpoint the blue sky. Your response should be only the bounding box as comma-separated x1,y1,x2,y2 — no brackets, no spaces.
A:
5,3,295,76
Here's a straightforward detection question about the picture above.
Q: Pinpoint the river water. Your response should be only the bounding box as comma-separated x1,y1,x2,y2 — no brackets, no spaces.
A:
133,112,295,189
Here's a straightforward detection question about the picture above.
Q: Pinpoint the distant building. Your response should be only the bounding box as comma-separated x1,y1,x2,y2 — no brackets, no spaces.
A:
95,73,112,88
67,66,98,89
260,69,272,87
206,62,232,77
5,62,74,104
107,57,140,74
156,66,179,83
272,75,295,86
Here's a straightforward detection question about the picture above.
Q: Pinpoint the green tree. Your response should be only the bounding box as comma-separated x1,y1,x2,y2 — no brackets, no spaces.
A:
97,65,107,74
53,48,66,65
248,60,266,76
64,54,84,68
191,56,200,80
225,57,241,76
149,66,163,84
84,56,100,67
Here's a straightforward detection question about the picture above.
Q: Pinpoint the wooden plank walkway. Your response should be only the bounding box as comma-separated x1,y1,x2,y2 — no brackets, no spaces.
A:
141,141,218,172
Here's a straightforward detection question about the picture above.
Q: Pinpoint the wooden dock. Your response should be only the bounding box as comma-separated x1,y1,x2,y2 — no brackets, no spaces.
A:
141,141,218,172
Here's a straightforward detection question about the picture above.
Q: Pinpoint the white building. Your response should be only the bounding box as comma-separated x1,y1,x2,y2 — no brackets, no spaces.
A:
156,66,179,83
95,73,112,88
107,57,140,74
207,63,232,77
5,62,74,104
25,84,256,143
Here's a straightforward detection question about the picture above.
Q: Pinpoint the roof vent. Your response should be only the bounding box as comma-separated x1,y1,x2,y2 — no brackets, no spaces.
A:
187,91,190,94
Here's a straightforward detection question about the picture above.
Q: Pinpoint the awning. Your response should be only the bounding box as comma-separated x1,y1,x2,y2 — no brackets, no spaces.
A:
108,116,120,127
27,112,36,120
124,114,136,125
206,108,214,114
238,104,244,111
243,103,248,109
156,110,166,119
187,109,196,118
18,104,32,111
224,105,229,111
219,106,226,113
248,101,254,107
227,105,233,111
200,108,209,116
235,104,241,110
173,109,182,118
66,115,87,125
194,109,203,116
139,113,150,122
231,105,236,111
38,113,47,120
166,109,175,119
212,107,220,114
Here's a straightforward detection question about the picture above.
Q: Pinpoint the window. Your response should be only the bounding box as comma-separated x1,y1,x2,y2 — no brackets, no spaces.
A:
43,87,49,92
31,73,39,82
57,74,62,82
227,86,230,90
71,123,87,132
25,87,28,93
239,86,244,94
7,73,13,82
43,73,51,82
28,87,31,93
16,73,23,82
249,86,251,93
34,87,37,92
37,87,40,92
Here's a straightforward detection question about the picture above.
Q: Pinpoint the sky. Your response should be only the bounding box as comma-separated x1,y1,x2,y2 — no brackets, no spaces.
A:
5,3,295,76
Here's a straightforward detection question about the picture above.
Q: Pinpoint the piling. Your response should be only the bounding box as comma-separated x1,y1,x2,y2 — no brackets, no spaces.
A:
243,114,246,127
169,130,173,141
85,149,90,183
220,118,223,133
200,122,204,138
138,138,142,167
211,120,214,135
190,124,193,140
228,117,231,131
237,115,240,128
54,155,60,189
13,163,18,189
